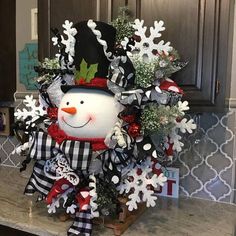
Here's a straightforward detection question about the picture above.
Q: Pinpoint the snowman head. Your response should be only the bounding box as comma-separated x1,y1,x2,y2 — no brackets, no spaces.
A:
57,20,124,138
58,88,122,138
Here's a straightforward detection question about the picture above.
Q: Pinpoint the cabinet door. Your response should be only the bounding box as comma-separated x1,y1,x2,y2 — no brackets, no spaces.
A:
38,0,98,59
0,0,16,102
110,0,233,110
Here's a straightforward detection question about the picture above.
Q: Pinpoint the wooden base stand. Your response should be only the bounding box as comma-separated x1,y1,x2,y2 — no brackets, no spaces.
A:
93,197,146,236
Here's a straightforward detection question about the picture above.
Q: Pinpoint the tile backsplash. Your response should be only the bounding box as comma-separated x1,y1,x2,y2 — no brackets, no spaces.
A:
0,135,21,167
0,99,23,167
176,110,236,204
0,103,235,204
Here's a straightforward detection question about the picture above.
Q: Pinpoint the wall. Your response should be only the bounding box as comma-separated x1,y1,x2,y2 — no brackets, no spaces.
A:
16,0,38,94
0,0,37,167
176,112,236,204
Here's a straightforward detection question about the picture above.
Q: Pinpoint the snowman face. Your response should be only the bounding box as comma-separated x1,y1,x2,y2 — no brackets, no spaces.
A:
58,88,122,138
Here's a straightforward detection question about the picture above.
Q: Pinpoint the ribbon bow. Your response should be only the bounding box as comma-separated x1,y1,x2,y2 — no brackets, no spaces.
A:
28,131,93,171
24,131,93,197
116,89,144,106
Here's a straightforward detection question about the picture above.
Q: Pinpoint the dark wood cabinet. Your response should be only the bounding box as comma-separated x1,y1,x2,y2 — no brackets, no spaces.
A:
38,0,235,111
38,0,98,60
0,0,16,102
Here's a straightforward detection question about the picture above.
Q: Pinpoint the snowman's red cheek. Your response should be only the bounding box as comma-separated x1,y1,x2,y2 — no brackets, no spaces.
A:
58,115,63,121
87,114,96,122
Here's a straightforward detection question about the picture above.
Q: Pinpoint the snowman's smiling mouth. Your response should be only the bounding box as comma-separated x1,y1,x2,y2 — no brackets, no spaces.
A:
62,116,91,128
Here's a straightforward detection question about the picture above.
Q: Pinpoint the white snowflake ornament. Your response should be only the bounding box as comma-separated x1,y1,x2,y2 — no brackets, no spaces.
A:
14,95,46,129
167,118,196,152
176,118,196,134
177,101,190,115
118,158,167,211
47,187,74,214
66,204,77,214
125,19,172,62
12,142,29,155
47,198,60,214
52,20,77,69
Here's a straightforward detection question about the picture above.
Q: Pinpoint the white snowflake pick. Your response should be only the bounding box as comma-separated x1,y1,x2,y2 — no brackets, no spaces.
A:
52,20,77,69
177,101,190,115
66,204,77,214
129,19,172,61
118,158,167,211
175,118,196,134
12,142,29,155
167,118,196,152
169,129,184,152
47,187,74,214
14,95,46,129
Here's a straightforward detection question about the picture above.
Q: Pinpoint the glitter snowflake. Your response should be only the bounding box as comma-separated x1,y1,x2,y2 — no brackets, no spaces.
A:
162,101,196,152
52,20,77,69
47,187,76,214
167,118,196,152
12,142,29,155
177,101,190,115
118,158,167,211
124,19,172,61
14,95,46,129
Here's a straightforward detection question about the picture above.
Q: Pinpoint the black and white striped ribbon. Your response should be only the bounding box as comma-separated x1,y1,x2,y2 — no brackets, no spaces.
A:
67,209,92,236
25,131,93,196
28,131,56,160
28,131,93,171
117,89,144,106
109,65,128,88
24,160,55,196
60,140,92,171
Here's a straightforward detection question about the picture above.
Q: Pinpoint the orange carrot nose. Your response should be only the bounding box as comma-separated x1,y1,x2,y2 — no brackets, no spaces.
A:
61,107,77,115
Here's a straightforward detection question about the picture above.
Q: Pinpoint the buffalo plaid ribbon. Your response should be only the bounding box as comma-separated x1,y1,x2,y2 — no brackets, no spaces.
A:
25,131,93,196
67,209,92,236
28,131,93,171
24,160,55,196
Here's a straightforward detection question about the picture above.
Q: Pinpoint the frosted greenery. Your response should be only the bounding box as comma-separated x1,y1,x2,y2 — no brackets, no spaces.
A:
133,49,183,88
133,58,158,88
111,7,135,43
141,103,182,135
40,57,60,70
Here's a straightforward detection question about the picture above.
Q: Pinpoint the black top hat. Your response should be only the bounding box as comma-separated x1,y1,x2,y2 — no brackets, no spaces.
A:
61,20,116,94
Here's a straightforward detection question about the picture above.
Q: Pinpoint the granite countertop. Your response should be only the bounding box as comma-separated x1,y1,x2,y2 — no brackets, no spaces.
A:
0,166,236,236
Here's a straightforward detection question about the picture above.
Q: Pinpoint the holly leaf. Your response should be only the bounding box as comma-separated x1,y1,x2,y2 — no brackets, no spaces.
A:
79,59,88,80
75,59,98,83
75,70,81,81
86,63,98,82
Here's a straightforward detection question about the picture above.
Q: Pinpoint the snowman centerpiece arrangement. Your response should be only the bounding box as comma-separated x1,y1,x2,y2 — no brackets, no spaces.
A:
14,17,196,236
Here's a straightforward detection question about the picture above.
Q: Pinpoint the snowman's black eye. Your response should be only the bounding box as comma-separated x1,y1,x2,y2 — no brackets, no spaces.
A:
80,101,84,104
66,102,69,105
